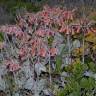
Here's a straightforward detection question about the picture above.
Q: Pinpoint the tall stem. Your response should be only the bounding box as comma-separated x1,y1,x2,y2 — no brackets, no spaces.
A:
81,0,85,64
82,28,85,64
49,51,52,85
67,34,71,64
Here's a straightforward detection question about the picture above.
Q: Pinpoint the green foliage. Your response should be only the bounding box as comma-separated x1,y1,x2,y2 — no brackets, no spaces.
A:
0,32,4,42
4,72,17,95
72,63,88,80
48,36,54,46
57,62,96,96
55,55,62,74
57,79,81,96
85,57,93,64
87,62,96,72
80,77,96,90
88,12,96,21
0,0,41,16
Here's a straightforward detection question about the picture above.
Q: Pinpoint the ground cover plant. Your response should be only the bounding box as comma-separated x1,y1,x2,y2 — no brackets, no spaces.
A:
0,5,96,96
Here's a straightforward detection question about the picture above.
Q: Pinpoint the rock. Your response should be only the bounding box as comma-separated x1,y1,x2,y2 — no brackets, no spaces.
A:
24,78,35,90
72,39,81,49
35,62,46,76
0,65,7,90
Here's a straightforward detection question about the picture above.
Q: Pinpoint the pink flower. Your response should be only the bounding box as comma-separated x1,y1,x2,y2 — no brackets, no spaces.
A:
5,60,12,66
35,29,45,37
19,47,27,58
28,14,35,25
43,17,51,25
50,48,58,56
5,60,21,72
39,48,47,57
9,63,21,72
76,26,81,33
0,25,24,37
45,29,55,37
63,11,74,20
31,47,36,57
59,25,67,33
59,25,71,34
42,11,48,17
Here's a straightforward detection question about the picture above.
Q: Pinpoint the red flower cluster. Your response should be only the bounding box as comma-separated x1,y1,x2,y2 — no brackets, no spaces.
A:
0,5,95,72
5,60,21,72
